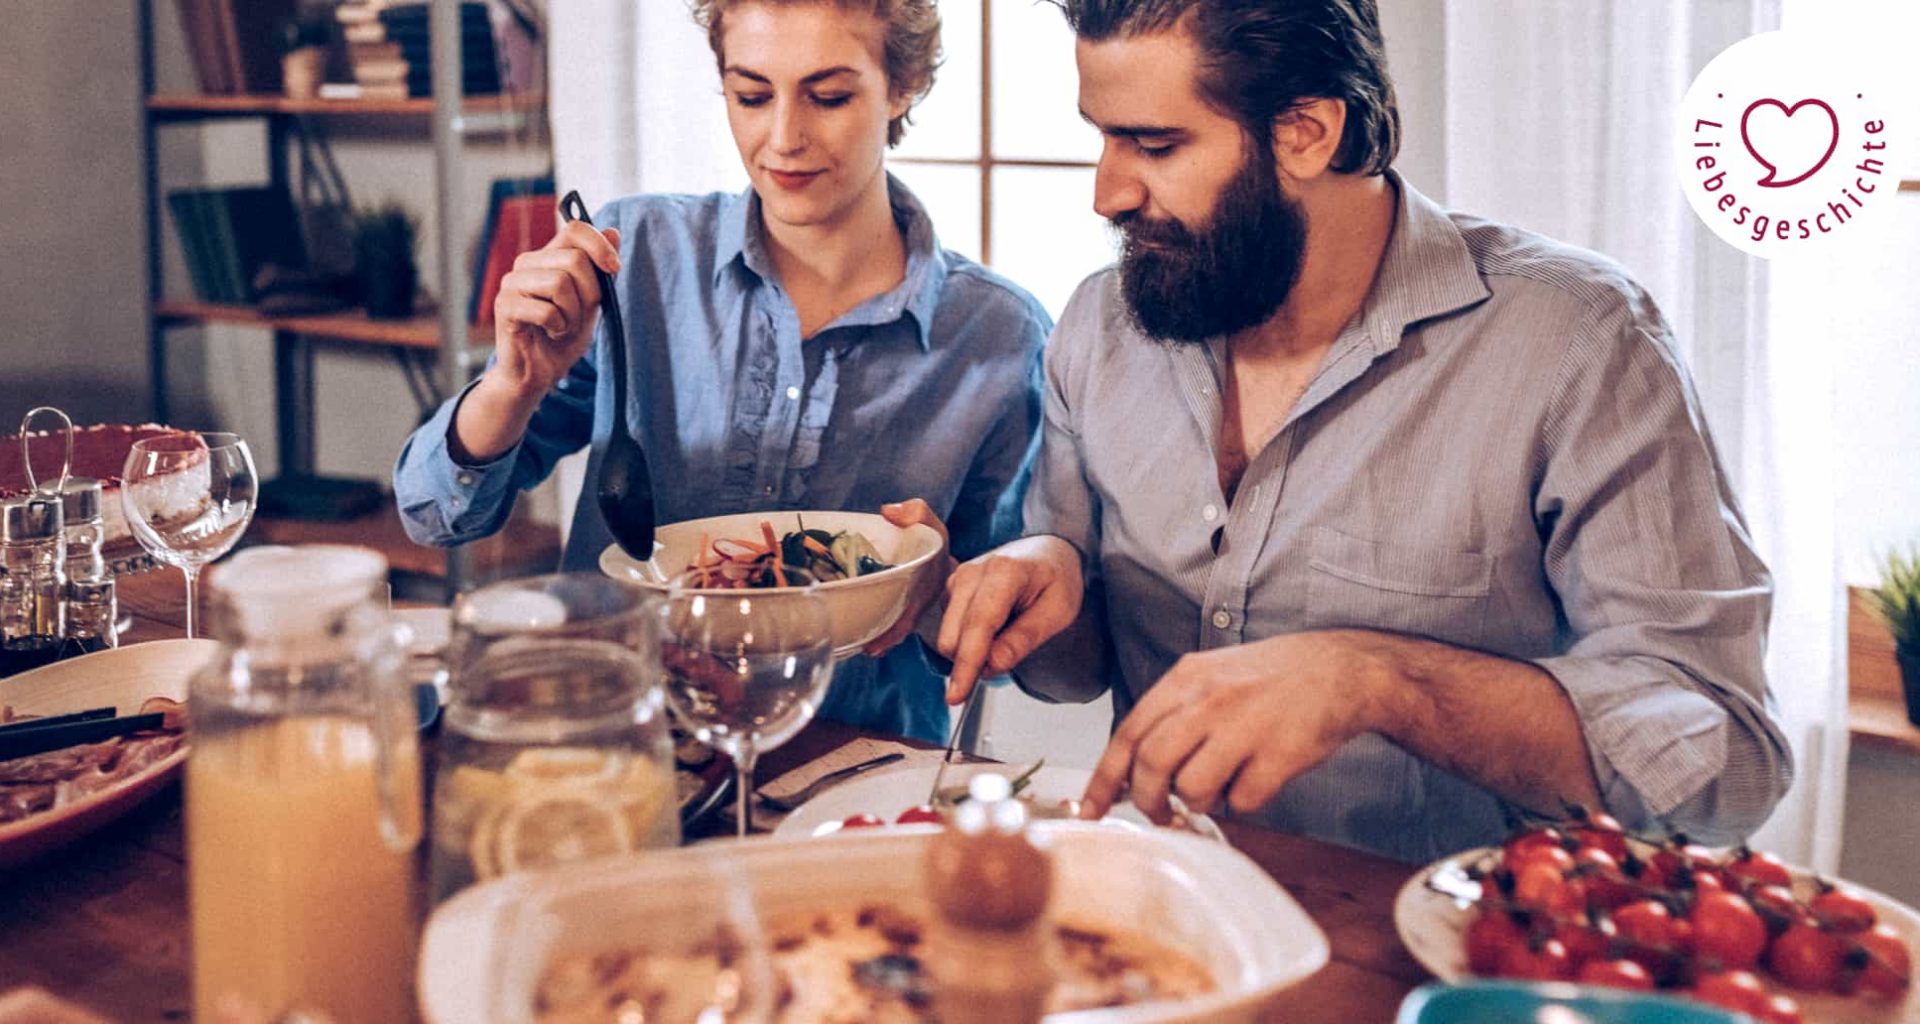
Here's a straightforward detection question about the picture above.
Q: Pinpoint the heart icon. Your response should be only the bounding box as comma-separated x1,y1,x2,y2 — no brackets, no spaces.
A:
1741,98,1839,188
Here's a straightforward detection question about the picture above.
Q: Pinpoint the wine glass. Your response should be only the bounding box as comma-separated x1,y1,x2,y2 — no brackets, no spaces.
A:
122,431,257,639
656,569,835,837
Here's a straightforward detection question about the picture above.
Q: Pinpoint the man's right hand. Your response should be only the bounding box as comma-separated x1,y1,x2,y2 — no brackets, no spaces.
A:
490,220,623,400
934,535,1085,705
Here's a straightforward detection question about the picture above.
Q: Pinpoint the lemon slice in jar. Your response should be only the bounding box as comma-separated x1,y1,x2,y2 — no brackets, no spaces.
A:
494,792,635,874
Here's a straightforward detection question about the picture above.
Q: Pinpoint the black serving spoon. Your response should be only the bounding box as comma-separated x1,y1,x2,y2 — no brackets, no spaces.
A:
559,190,656,560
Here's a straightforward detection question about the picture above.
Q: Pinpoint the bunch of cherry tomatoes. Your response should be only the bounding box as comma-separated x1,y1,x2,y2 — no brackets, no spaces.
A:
1464,808,1911,1023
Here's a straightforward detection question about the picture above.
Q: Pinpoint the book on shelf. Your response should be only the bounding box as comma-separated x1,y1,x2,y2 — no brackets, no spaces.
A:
166,186,310,305
353,57,411,86
171,0,298,95
469,176,556,327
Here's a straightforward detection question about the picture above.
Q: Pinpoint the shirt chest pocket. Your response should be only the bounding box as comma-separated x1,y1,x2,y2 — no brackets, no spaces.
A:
1304,526,1492,648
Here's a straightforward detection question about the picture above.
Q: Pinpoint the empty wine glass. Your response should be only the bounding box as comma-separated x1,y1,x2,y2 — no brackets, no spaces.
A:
122,431,257,639
657,569,835,837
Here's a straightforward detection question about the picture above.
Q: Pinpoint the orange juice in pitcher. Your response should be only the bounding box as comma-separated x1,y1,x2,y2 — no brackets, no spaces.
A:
188,546,422,1023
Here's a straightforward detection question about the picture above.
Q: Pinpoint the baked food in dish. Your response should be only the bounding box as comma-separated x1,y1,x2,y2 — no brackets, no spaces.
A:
0,423,186,549
533,902,1215,1023
0,697,188,825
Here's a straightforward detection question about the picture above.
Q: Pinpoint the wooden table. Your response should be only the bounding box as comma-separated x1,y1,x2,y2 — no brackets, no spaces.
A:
0,572,1431,1022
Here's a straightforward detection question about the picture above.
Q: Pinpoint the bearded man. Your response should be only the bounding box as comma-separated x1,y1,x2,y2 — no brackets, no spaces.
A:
932,0,1792,862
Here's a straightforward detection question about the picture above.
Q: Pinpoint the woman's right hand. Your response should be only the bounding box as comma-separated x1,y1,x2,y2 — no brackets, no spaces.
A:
489,220,623,400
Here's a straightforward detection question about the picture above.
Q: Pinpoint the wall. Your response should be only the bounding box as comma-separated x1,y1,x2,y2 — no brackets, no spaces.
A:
0,4,148,426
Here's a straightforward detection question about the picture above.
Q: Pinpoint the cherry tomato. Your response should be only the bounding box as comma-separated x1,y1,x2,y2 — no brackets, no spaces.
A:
1838,923,1911,999
1498,934,1575,982
1688,969,1773,1017
1726,846,1794,890
1508,844,1577,878
1691,890,1768,971
1514,863,1586,918
1613,898,1687,981
1575,956,1654,991
1466,911,1528,976
839,813,886,829
1554,913,1617,971
894,805,943,825
1810,884,1877,934
1503,827,1570,866
1613,899,1682,950
1767,922,1844,991
1748,884,1806,934
1756,993,1804,1024
1567,806,1631,862
1648,838,1719,890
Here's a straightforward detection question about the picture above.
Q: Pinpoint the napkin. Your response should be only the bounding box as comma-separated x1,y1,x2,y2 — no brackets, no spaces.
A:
742,739,970,831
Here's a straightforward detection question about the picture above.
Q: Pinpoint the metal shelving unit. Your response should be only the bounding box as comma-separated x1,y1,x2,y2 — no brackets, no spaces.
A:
137,0,544,594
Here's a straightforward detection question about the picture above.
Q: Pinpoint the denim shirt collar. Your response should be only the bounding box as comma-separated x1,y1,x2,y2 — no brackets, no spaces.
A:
711,172,945,351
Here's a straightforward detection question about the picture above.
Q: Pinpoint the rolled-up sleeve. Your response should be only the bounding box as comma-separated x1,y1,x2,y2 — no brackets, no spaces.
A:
1531,302,1792,843
392,341,599,548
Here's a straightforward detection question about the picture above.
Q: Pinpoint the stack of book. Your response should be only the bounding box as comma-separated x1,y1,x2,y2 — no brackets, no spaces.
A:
335,0,409,100
379,3,502,98
167,187,310,305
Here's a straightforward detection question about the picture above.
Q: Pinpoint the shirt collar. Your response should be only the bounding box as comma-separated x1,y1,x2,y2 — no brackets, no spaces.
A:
710,173,946,352
1359,169,1493,356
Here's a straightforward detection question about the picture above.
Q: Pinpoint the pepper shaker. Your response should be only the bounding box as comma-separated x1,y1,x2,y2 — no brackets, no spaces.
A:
60,477,115,651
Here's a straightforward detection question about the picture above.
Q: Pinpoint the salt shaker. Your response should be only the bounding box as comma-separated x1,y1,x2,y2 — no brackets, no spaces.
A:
922,772,1056,1023
0,494,67,676
60,477,115,651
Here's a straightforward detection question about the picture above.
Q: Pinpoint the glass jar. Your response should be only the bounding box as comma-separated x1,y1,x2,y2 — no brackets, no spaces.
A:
59,477,115,651
187,544,421,1024
430,573,677,906
0,494,65,675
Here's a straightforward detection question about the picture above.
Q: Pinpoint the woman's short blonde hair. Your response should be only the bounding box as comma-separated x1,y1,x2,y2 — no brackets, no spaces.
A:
691,0,942,146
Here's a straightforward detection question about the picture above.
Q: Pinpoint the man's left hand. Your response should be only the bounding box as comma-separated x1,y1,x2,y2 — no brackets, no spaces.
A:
1079,632,1391,823
863,499,956,658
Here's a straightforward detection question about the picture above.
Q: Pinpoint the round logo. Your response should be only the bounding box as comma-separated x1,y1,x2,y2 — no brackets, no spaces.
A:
1676,31,1898,258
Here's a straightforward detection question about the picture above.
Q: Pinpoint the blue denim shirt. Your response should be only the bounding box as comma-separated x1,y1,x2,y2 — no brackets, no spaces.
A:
394,176,1050,742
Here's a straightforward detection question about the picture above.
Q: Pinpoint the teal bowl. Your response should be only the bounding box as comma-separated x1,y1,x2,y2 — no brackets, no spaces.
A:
1397,981,1756,1024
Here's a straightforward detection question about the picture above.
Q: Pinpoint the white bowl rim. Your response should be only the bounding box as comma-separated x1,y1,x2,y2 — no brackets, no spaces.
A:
602,516,944,595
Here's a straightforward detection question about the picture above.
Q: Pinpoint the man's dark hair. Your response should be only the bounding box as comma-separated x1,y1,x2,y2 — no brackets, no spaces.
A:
1051,0,1399,175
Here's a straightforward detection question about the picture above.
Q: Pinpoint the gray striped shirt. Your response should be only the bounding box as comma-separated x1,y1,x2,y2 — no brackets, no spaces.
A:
1022,173,1792,863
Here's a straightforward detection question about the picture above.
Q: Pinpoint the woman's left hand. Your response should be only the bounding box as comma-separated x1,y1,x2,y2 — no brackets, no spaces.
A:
864,499,955,657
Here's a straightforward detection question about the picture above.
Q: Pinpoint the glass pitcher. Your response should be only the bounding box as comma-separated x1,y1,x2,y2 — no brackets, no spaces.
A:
430,573,678,906
187,544,421,1024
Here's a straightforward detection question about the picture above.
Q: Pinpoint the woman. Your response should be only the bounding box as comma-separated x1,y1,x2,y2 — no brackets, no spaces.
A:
394,0,1049,743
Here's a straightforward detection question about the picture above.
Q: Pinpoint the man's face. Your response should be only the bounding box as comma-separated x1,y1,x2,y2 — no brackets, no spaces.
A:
1077,26,1309,342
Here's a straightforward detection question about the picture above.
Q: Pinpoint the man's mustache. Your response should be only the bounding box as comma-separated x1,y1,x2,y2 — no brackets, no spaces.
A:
1112,211,1197,250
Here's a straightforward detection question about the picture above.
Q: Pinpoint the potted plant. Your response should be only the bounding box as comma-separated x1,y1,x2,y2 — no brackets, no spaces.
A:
1871,545,1920,727
353,201,420,320
278,7,333,100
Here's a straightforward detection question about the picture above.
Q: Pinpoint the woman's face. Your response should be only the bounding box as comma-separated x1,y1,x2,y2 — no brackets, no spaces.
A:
719,2,909,232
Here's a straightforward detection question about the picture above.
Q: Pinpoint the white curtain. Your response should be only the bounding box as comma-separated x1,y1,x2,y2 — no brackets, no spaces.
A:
1439,0,1850,870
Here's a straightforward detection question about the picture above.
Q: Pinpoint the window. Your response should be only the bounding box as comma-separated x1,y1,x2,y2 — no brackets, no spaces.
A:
888,1,1115,316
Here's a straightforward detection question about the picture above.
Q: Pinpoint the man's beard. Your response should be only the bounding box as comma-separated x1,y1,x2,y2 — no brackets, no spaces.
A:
1113,149,1309,343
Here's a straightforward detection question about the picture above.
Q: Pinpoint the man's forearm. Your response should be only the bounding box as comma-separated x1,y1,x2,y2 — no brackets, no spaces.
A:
1343,629,1603,816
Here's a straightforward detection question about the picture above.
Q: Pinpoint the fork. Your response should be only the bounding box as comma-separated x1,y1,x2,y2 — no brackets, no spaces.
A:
755,752,906,812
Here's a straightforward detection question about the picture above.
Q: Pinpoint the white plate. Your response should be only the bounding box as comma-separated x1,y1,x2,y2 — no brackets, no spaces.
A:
421,822,1326,1024
1393,844,1920,1023
771,760,1226,842
0,639,218,869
